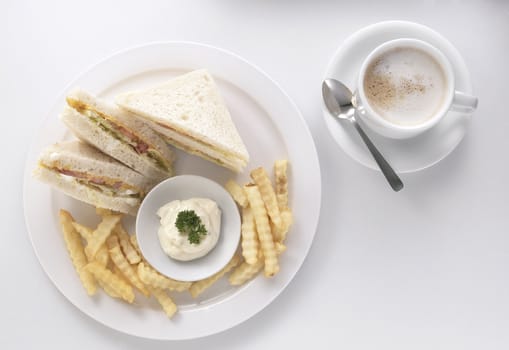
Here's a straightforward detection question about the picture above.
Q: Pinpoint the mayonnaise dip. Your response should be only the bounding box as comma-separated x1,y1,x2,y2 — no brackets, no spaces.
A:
157,198,221,261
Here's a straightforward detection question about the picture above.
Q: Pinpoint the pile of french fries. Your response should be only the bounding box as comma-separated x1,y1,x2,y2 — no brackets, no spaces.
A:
226,159,293,284
58,159,292,320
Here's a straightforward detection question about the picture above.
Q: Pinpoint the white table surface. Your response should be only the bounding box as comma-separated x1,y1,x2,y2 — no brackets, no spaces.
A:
3,1,509,349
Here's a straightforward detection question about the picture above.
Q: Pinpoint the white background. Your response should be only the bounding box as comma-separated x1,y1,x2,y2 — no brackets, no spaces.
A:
3,0,509,349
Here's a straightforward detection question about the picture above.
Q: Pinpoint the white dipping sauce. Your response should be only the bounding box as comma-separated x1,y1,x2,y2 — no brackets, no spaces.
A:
157,198,221,261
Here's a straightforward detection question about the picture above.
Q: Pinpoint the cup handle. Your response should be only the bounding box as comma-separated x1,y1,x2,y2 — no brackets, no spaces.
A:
450,91,478,113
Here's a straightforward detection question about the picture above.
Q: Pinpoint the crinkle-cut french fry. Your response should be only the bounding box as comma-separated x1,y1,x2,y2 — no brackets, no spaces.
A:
275,241,287,255
244,185,279,277
130,235,142,254
269,217,282,243
114,222,130,242
106,233,120,250
85,261,134,303
114,224,141,265
85,214,121,259
190,255,241,298
137,262,191,292
120,238,141,264
113,265,130,286
95,244,110,267
148,286,177,318
109,244,149,297
98,279,120,299
229,240,287,286
274,160,289,211
270,208,294,242
59,210,97,295
72,221,108,265
225,180,248,207
279,210,293,242
240,206,259,265
250,167,282,229
229,259,264,286
72,222,93,241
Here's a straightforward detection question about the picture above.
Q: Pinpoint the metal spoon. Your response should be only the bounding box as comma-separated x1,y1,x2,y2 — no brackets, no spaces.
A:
322,78,404,192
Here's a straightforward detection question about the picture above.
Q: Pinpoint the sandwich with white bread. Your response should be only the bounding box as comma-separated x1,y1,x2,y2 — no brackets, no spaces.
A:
115,69,249,173
61,89,175,181
34,141,154,215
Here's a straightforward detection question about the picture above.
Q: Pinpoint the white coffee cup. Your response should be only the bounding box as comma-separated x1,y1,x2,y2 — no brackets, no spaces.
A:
355,38,478,139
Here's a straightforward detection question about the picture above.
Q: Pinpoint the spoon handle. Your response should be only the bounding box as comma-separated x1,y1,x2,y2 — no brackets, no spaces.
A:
351,119,404,192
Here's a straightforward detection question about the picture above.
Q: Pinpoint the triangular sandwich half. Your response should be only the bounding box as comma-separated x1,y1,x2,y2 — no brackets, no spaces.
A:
62,88,175,182
34,141,155,215
115,69,249,173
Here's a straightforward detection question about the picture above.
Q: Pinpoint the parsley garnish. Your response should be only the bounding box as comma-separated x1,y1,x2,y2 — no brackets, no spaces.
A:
175,210,207,244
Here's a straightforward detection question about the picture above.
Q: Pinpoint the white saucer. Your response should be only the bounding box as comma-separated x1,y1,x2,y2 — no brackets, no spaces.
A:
322,21,475,173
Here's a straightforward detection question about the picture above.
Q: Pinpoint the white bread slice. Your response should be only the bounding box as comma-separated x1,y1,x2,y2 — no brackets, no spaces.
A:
63,88,174,181
34,141,155,215
115,69,249,172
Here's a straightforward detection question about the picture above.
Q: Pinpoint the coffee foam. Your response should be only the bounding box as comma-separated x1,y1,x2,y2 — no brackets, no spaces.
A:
363,47,447,126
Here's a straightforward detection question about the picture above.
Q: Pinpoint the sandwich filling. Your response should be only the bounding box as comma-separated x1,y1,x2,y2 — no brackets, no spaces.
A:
41,165,144,198
151,121,246,172
67,99,172,174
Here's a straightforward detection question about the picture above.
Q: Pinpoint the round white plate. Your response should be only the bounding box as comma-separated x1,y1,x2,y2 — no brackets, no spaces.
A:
23,42,321,340
136,175,241,282
322,21,475,173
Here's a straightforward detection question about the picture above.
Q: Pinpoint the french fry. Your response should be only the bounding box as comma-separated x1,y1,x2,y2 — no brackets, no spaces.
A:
240,207,259,265
114,222,130,241
250,167,282,229
108,236,149,297
114,224,141,264
244,184,279,277
95,245,110,267
148,286,177,318
120,238,141,264
189,255,241,298
85,214,121,259
279,210,293,242
229,259,264,286
59,210,97,295
229,241,287,286
137,262,191,292
85,261,134,303
275,241,287,255
274,159,289,211
72,221,93,241
225,180,248,207
72,221,109,265
98,280,120,299
113,265,131,286
130,235,142,254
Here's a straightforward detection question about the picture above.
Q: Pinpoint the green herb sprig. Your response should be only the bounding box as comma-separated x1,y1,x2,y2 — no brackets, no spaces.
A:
175,210,207,244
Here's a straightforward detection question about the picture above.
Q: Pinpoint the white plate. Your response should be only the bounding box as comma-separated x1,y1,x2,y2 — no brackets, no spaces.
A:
23,42,321,340
136,175,241,282
322,21,475,173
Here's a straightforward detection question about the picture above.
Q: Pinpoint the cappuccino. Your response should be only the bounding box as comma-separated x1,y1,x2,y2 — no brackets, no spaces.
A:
363,47,447,126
